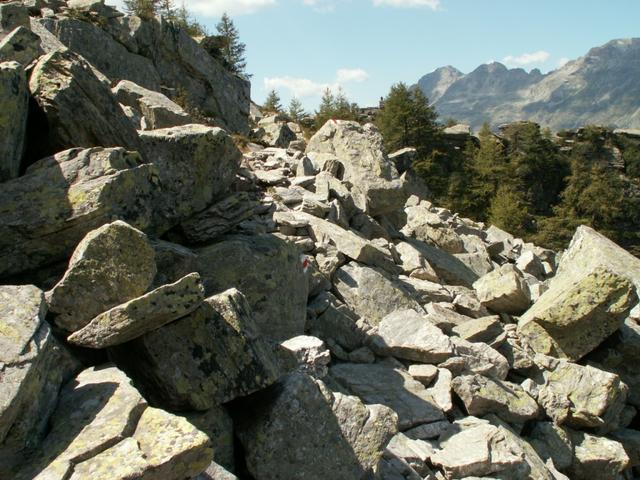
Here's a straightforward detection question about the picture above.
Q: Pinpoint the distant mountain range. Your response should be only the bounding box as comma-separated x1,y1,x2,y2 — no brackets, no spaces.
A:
416,38,640,132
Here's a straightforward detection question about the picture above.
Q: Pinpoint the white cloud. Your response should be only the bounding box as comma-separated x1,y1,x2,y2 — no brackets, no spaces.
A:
336,68,369,83
557,57,570,68
106,0,277,16
502,50,551,66
303,0,336,13
372,0,441,9
264,76,336,98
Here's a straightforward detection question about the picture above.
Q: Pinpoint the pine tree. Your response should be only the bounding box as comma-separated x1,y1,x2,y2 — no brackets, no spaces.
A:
262,90,282,113
288,97,306,122
123,0,158,20
488,186,531,237
315,88,336,130
216,13,247,76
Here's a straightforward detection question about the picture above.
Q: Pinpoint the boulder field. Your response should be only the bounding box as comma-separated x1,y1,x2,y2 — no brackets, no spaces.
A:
0,1,639,479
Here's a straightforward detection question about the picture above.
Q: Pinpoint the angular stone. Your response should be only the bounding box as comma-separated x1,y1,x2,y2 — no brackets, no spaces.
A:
307,294,364,351
110,289,280,410
516,250,546,279
425,303,475,333
518,266,637,361
413,224,465,254
197,234,307,341
609,428,640,467
68,273,204,348
0,61,28,182
257,115,297,147
452,374,539,423
454,250,495,278
29,49,141,159
370,309,454,363
426,368,454,412
306,121,406,216
133,407,213,480
0,26,43,65
395,241,440,282
280,335,331,378
139,124,241,233
404,238,479,287
195,462,238,480
47,220,156,332
68,438,148,480
0,286,79,476
473,264,531,314
527,421,574,471
451,337,510,380
407,364,439,386
567,431,630,480
385,433,434,477
403,420,451,440
452,316,504,345
113,79,192,129
235,373,397,480
150,240,198,287
537,358,628,432
330,363,445,429
0,3,29,36
333,262,422,327
186,405,235,473
0,147,158,278
398,276,453,304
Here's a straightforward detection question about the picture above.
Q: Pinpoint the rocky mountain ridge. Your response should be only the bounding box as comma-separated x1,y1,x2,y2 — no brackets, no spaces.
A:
1,1,639,479
417,38,640,131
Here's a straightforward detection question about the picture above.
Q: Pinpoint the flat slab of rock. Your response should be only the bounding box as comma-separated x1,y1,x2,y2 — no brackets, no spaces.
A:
330,363,445,429
0,61,27,182
68,272,204,348
452,374,539,423
404,238,479,287
333,262,422,327
567,431,630,480
47,220,156,332
370,309,454,363
197,234,307,341
110,289,281,410
235,372,397,480
518,266,637,361
452,316,504,345
473,264,531,315
451,337,510,380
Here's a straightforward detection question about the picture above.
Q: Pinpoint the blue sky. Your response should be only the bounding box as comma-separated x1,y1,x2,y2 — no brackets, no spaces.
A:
110,0,640,111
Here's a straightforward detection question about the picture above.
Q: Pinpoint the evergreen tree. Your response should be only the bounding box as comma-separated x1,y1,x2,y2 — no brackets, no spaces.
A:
262,90,282,113
216,13,247,76
315,88,336,130
288,97,306,122
488,186,531,238
124,0,158,19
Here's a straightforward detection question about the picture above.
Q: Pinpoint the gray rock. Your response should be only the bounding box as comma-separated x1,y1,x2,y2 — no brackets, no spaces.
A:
412,224,465,254
0,26,43,65
110,289,281,410
425,303,475,333
398,276,453,304
452,316,504,345
150,239,198,287
426,368,454,412
307,294,365,351
0,3,29,37
186,405,235,474
516,250,546,280
395,241,440,282
257,114,297,147
388,147,417,174
0,61,28,182
407,364,439,386
333,262,422,327
306,121,407,216
451,337,510,380
527,421,574,471
0,285,79,476
113,79,192,129
403,420,451,440
609,428,640,468
29,48,141,158
455,250,495,278
195,462,238,480
567,431,630,480
235,373,397,480
46,220,156,332
0,147,158,278
330,363,445,429
451,374,539,423
404,238,479,287
197,234,307,341
68,272,204,348
280,335,331,378
473,264,531,314
385,433,434,477
370,309,455,363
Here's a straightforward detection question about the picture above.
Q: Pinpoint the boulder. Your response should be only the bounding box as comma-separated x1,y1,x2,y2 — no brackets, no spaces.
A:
426,368,454,412
384,433,434,477
0,3,29,37
68,272,204,348
0,26,43,65
609,428,640,467
451,316,504,345
567,431,630,480
138,124,241,233
473,264,531,314
235,373,397,480
407,364,439,385
412,224,465,254
536,357,628,433
196,234,307,341
150,239,199,287
46,220,156,332
450,337,510,380
518,266,637,361
280,335,331,378
29,48,141,159
388,147,417,174
527,421,574,471
0,285,79,476
0,61,28,182
394,241,440,282
110,289,281,410
330,363,445,429
307,293,365,352
113,79,193,129
306,121,406,216
0,147,158,278
398,276,453,304
454,250,495,278
370,309,455,363
451,374,539,423
186,405,235,473
333,262,422,327
404,238,479,287
257,114,297,147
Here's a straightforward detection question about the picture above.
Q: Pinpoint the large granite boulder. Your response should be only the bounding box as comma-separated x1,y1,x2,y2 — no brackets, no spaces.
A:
0,61,28,182
256,114,297,147
68,272,204,348
567,431,630,480
196,234,307,341
404,238,479,287
0,147,157,278
46,220,156,332
110,289,281,410
28,48,141,159
0,26,44,65
235,372,398,480
518,266,637,361
35,15,250,133
330,363,445,430
306,120,406,216
0,285,80,476
473,264,531,315
333,263,422,327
